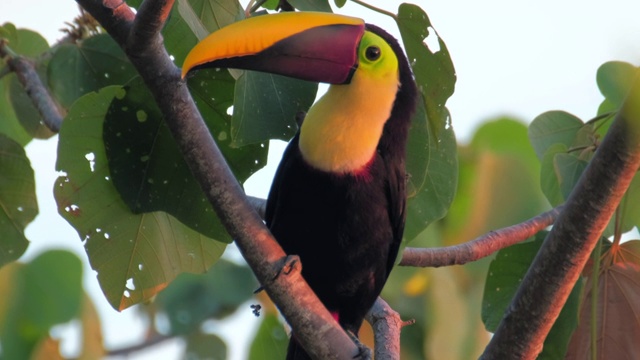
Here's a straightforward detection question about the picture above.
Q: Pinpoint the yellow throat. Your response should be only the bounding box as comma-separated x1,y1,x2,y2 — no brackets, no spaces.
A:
298,31,400,174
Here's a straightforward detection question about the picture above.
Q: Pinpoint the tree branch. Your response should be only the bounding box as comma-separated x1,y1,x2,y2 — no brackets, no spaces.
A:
0,39,63,132
481,75,640,359
399,206,562,267
76,1,359,358
365,297,411,360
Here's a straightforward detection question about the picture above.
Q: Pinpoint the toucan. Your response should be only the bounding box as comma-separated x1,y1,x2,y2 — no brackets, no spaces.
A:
182,11,418,359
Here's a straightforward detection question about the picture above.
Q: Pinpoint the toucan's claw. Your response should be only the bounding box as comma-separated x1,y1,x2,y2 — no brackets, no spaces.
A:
346,330,372,360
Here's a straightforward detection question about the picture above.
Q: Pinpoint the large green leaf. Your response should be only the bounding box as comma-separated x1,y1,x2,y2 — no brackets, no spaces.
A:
555,153,588,201
405,100,457,240
47,34,138,109
103,74,266,239
482,232,583,359
396,4,456,135
55,87,226,310
0,24,49,145
155,259,257,334
0,133,37,267
540,143,568,207
231,71,317,146
0,251,83,360
528,111,585,160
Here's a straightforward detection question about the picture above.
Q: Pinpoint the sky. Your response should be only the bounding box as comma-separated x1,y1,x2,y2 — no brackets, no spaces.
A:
2,0,640,359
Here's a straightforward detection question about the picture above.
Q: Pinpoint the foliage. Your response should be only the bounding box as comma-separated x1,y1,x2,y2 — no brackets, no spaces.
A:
0,0,639,359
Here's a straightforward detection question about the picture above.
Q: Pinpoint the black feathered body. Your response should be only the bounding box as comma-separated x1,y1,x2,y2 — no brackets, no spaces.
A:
265,24,418,360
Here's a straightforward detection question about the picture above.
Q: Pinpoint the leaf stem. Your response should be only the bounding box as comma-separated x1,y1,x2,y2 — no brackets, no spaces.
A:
351,0,397,20
590,236,603,360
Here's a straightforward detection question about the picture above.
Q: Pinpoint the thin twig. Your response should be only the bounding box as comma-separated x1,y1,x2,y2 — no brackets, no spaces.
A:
399,206,562,267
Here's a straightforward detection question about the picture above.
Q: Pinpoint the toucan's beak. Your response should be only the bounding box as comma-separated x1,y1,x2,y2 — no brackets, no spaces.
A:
181,12,365,84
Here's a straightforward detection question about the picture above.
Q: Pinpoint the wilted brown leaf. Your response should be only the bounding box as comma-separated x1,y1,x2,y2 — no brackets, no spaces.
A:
566,240,640,359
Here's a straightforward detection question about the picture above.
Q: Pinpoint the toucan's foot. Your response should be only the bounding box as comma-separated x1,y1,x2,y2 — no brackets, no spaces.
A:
347,330,371,360
254,255,300,293
274,254,300,280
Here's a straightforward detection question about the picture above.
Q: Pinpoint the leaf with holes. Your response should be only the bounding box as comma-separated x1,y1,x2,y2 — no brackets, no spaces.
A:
396,4,456,135
231,71,317,146
0,133,38,268
566,240,640,359
104,74,266,239
47,34,137,109
483,232,582,359
55,87,226,310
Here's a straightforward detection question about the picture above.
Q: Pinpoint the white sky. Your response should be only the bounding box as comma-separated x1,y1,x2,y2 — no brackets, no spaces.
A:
2,0,640,359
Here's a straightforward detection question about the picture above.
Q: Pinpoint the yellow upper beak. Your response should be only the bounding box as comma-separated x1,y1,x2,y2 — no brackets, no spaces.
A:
182,12,365,84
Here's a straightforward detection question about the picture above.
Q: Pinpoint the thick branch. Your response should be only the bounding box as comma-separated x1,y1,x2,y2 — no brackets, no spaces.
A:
0,40,63,132
481,75,640,359
399,207,562,267
77,1,359,358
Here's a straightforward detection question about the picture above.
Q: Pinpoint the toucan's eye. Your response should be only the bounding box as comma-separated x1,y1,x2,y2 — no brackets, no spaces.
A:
365,46,381,61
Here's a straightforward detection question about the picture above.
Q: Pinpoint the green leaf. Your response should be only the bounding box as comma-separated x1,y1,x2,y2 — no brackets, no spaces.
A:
0,250,83,360
288,0,333,11
248,313,289,360
396,4,456,136
184,331,227,359
0,75,31,145
482,232,582,359
261,0,280,10
528,111,584,160
0,23,49,58
333,0,347,8
47,34,138,109
555,153,588,200
443,118,546,245
596,61,637,108
0,133,37,267
55,87,226,310
104,74,265,239
0,23,53,141
405,100,457,240
540,143,567,206
231,71,317,146
156,260,257,334
8,73,56,140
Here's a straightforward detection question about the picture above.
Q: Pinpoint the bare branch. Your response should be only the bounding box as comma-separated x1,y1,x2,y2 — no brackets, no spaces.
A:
400,206,562,267
77,1,359,358
365,298,408,360
0,40,63,132
481,75,640,359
